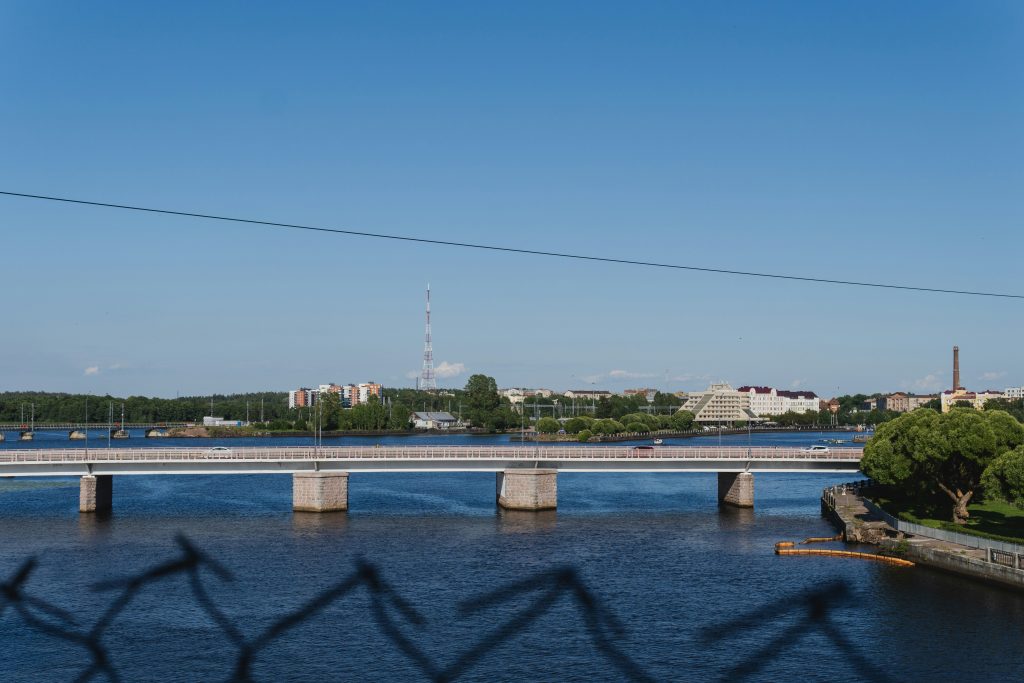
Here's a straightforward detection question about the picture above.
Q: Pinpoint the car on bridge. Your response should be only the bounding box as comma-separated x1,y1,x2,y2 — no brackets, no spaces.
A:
206,446,232,456
802,445,831,454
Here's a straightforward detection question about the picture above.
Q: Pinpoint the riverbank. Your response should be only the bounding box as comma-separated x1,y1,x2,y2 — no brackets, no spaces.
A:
822,483,1024,591
165,426,494,438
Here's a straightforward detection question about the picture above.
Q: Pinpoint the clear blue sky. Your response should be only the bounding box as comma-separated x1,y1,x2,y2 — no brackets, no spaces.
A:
1,1,1021,398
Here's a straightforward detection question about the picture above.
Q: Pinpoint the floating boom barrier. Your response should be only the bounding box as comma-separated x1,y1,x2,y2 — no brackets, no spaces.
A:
799,535,843,544
774,541,915,567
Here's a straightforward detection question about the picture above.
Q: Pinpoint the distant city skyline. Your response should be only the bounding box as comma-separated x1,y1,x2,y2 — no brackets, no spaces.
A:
1,2,1021,396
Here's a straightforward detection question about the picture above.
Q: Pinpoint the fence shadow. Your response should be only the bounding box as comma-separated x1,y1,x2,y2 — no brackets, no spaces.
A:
0,536,896,682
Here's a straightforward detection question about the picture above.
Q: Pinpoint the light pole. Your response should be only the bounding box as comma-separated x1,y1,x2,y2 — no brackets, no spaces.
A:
108,402,112,448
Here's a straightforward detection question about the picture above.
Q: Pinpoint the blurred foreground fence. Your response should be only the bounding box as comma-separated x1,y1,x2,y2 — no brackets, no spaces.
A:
0,536,898,682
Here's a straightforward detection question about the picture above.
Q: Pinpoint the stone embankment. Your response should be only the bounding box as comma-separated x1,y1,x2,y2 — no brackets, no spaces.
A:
822,483,1024,591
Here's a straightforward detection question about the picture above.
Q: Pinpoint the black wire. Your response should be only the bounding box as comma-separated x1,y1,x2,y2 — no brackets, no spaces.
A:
1,189,1020,300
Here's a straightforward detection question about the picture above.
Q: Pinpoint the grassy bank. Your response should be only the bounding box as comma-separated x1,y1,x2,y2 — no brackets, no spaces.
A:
872,490,1024,545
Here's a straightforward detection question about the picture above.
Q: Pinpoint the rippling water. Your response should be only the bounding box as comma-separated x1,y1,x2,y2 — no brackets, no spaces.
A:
1,431,1022,682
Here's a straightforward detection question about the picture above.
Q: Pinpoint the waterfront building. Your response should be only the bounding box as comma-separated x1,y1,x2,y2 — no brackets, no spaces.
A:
203,416,243,427
737,386,819,416
411,411,460,430
680,383,761,424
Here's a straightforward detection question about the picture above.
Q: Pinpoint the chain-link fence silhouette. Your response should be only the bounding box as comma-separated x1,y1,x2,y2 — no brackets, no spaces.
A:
1,535,897,682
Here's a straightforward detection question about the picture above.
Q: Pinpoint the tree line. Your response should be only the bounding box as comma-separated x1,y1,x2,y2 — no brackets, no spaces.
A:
536,411,696,441
0,391,292,424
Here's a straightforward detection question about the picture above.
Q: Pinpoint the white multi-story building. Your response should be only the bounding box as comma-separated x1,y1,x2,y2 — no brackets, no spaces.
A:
564,389,613,401
738,386,819,416
500,388,555,405
341,382,382,407
681,383,761,423
1005,387,1024,400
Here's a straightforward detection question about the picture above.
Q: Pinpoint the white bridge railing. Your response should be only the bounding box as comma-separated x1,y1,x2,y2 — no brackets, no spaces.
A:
0,446,864,464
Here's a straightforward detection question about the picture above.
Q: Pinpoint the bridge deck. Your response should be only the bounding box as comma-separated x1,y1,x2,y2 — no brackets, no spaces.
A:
0,446,862,475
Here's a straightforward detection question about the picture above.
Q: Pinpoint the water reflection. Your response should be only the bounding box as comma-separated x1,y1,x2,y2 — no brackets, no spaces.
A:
77,509,113,538
496,508,557,533
715,505,755,531
291,510,349,536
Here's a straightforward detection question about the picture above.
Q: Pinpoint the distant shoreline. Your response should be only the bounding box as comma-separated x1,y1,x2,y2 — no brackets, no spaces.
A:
165,427,495,439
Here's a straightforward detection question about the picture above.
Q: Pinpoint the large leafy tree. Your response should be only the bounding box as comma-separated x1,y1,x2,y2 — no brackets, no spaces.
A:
670,410,695,431
862,408,1024,524
536,417,561,434
463,374,501,430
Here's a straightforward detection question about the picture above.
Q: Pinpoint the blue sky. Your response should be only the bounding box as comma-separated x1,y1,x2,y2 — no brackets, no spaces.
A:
1,1,1021,397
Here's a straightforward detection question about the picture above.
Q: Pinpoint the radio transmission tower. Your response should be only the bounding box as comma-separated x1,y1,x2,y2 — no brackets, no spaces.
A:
419,284,437,391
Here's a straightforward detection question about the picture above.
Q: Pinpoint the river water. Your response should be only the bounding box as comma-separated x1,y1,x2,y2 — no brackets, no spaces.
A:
1,431,1022,682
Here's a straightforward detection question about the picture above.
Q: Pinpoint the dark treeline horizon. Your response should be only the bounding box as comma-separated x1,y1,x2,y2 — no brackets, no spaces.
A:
0,388,462,424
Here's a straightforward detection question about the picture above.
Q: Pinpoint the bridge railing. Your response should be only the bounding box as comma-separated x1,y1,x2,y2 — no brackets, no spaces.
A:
0,446,864,464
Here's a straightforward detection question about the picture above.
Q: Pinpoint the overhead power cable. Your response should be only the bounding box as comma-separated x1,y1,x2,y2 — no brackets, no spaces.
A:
1,189,1021,300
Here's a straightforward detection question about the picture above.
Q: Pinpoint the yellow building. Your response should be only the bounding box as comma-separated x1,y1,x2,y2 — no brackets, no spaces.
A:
940,388,1004,412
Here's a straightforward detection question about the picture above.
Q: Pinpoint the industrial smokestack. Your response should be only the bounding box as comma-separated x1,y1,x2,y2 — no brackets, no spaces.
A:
953,345,960,391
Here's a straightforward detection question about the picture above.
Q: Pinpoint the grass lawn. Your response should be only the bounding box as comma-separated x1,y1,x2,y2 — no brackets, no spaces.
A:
871,491,1024,544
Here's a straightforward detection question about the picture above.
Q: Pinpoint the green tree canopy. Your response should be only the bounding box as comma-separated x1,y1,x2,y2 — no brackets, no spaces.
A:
862,408,1024,524
981,445,1024,508
563,416,593,434
463,374,503,431
670,410,695,431
536,417,561,434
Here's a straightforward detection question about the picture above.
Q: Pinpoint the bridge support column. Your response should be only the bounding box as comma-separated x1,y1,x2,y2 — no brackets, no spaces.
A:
718,472,754,508
293,472,348,512
496,469,557,510
80,475,112,513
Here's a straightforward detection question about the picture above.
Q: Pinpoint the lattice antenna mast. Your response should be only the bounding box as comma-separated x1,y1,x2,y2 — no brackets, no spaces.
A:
420,284,437,391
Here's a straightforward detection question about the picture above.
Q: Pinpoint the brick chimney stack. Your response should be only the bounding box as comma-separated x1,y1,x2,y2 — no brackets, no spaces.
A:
953,345,960,391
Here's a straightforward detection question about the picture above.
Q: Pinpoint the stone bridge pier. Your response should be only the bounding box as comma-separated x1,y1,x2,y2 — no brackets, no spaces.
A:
80,475,113,513
718,472,754,508
293,471,348,512
496,469,557,510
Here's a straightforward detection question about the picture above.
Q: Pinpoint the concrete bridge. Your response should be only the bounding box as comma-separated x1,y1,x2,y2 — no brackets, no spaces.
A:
0,445,863,513
0,423,187,441
0,423,189,430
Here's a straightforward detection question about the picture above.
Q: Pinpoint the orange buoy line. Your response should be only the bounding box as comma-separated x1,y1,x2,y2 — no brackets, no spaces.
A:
799,535,843,544
773,542,914,567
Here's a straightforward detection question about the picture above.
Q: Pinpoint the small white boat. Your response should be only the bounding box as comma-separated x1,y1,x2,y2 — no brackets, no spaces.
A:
652,438,664,445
